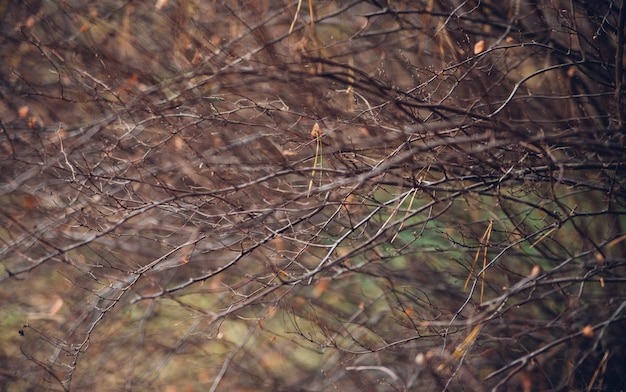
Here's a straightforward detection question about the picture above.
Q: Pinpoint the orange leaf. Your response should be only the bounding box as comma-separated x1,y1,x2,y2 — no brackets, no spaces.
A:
474,40,485,54
581,325,594,338
311,122,323,138
18,106,29,118
312,278,330,298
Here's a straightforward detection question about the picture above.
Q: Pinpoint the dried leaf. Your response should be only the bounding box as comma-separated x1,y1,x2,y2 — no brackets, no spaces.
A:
18,106,29,118
567,67,576,78
49,297,64,316
311,122,323,138
530,265,541,278
474,40,485,54
581,325,594,338
595,252,605,266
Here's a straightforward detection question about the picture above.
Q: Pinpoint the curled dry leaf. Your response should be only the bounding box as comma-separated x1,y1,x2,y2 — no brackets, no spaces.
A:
18,106,29,118
581,325,594,338
567,67,576,78
595,252,605,266
530,264,541,278
27,116,42,128
474,40,485,54
311,122,323,138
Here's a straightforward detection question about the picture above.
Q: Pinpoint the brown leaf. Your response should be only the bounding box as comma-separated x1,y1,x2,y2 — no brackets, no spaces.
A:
17,106,29,118
581,325,594,338
311,122,323,138
474,40,485,54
